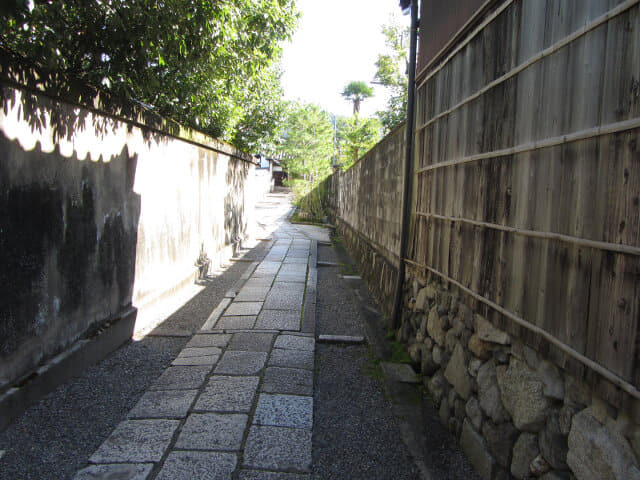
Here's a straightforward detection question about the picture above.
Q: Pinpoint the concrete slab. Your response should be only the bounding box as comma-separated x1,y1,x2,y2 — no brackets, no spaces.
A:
224,302,263,316
274,335,315,352
317,334,365,344
74,463,153,480
235,286,271,302
238,471,310,480
171,354,219,366
380,362,420,384
215,351,267,375
195,376,259,413
228,332,274,352
256,311,300,331
156,451,236,480
175,413,248,451
268,348,314,370
128,389,198,419
150,365,211,390
243,425,312,472
89,419,179,463
215,316,256,330
254,394,313,429
186,334,230,348
261,367,313,396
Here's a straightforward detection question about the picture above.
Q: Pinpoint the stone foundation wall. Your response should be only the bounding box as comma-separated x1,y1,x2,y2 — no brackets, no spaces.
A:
401,269,640,480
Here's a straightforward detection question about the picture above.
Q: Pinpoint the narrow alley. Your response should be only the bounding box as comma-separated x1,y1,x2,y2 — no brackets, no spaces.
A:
0,190,474,480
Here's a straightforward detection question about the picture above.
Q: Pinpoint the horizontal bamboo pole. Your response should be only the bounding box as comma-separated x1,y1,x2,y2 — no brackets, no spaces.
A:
416,0,640,120
403,257,640,400
415,116,640,173
415,212,640,256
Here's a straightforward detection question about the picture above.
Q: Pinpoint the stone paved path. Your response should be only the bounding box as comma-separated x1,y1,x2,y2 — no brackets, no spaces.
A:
73,206,317,480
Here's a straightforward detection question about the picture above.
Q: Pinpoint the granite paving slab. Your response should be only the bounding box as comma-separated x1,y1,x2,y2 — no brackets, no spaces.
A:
177,347,222,357
89,419,179,463
243,276,276,287
243,425,312,472
186,334,231,348
128,389,198,419
73,463,153,480
283,257,308,264
254,394,313,429
235,286,271,302
238,471,310,480
171,354,219,366
255,310,300,331
150,366,212,390
275,272,307,283
261,367,313,396
268,348,314,370
214,315,256,330
224,302,263,316
175,413,247,451
273,335,315,352
215,351,267,375
264,285,305,311
278,264,308,274
195,376,259,413
155,451,237,480
286,249,310,258
227,332,274,352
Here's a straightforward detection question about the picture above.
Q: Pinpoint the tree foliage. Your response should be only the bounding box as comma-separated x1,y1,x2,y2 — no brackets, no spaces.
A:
0,0,298,150
336,115,381,169
280,101,334,182
341,80,373,116
374,18,408,133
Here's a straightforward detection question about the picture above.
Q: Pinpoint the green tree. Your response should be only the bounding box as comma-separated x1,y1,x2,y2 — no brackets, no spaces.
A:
279,101,334,220
374,18,409,133
0,0,298,149
336,116,381,168
341,80,374,116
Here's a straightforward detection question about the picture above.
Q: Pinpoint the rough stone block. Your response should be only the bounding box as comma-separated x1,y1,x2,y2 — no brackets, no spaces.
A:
128,389,198,419
89,419,179,463
228,332,274,352
474,314,510,345
567,408,640,480
274,335,314,351
510,432,539,479
465,397,483,431
195,376,259,413
427,307,446,346
537,360,564,401
381,362,420,384
151,366,211,390
73,463,153,480
482,420,518,469
268,348,314,370
427,371,448,405
256,310,301,331
477,361,510,423
254,394,313,429
215,351,267,375
497,359,550,431
460,419,493,480
468,334,492,360
175,413,248,451
225,302,263,316
539,410,568,469
444,343,473,399
243,425,312,472
155,451,236,480
262,367,313,396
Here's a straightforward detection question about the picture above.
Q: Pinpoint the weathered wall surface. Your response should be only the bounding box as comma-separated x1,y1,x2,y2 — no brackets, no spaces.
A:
328,1,640,479
326,123,405,316
0,84,253,391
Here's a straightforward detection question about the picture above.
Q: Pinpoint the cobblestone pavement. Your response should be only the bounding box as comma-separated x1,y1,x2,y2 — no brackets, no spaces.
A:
73,198,318,479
